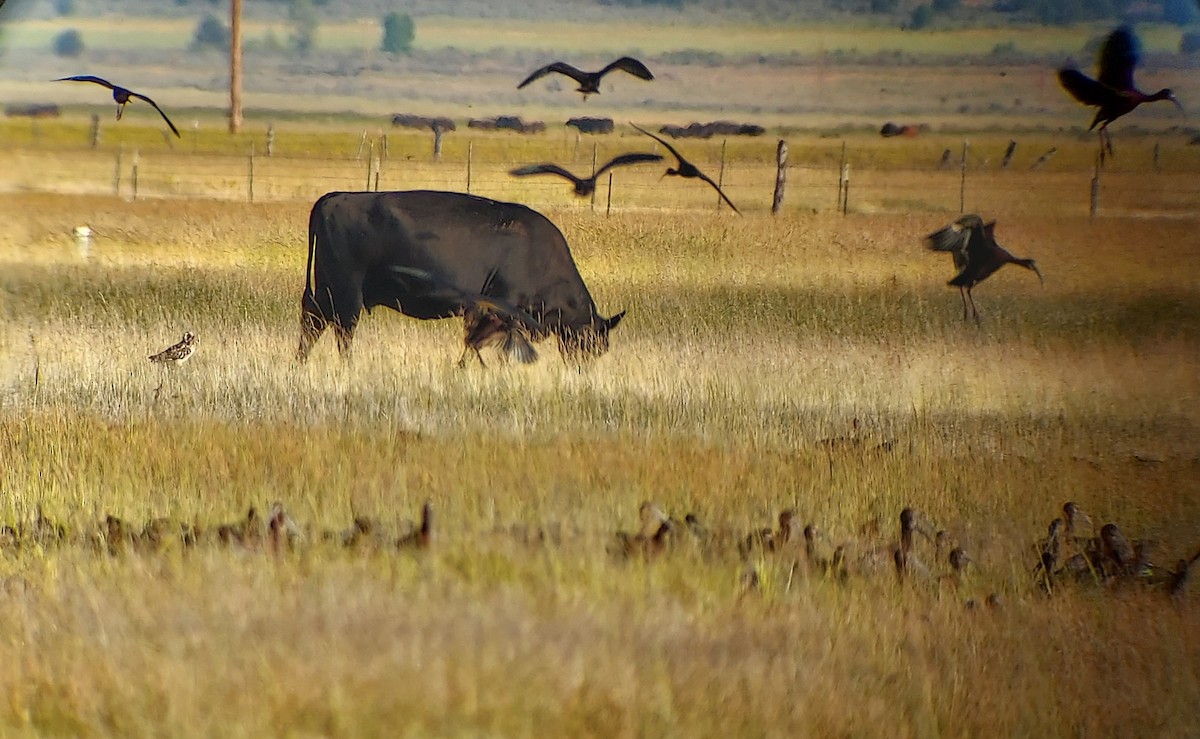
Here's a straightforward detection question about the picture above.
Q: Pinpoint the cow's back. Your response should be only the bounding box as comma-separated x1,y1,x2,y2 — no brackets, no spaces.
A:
313,191,599,325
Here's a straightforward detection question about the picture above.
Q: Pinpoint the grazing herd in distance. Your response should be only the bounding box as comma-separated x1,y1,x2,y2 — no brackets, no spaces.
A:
45,25,1183,366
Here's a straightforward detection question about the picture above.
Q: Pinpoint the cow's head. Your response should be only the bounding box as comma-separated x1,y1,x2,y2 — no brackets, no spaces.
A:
558,310,625,359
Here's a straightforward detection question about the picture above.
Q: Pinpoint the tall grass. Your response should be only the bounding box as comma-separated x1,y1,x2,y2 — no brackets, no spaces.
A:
0,177,1198,734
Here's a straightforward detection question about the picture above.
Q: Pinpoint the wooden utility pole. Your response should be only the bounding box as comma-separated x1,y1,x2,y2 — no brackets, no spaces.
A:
229,0,244,134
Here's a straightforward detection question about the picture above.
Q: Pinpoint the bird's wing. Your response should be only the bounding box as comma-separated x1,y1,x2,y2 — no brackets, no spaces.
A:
518,62,586,89
509,163,581,183
1097,25,1140,92
55,75,116,90
600,56,654,81
629,122,685,164
696,171,742,215
593,152,664,177
129,91,181,137
923,215,979,255
389,266,544,333
1057,68,1111,107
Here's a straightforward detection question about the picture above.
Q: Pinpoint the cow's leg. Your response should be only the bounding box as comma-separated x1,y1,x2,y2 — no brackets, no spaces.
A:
297,289,328,362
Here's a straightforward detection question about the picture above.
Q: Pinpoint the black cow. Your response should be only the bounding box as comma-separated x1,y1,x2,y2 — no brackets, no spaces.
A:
298,190,625,364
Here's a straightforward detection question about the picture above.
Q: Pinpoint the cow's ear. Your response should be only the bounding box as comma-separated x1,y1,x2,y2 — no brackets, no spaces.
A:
603,310,626,332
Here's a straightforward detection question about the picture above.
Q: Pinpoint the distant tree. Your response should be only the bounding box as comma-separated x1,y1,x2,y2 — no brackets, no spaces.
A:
191,14,230,51
1164,0,1200,25
909,4,933,28
55,0,76,16
289,0,318,56
52,29,84,57
1182,30,1200,55
870,0,899,11
931,0,960,11
381,11,415,55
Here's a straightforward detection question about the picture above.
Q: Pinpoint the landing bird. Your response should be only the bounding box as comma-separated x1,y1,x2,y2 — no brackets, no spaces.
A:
1057,26,1183,163
149,332,198,365
923,214,1042,324
509,153,663,197
517,57,654,99
629,122,741,214
55,75,181,138
388,266,545,367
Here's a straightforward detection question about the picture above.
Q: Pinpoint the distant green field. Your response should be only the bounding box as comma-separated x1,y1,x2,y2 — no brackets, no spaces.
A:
1,15,1189,57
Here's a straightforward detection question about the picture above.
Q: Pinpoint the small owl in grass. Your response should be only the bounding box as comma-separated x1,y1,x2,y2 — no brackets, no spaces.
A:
149,332,198,365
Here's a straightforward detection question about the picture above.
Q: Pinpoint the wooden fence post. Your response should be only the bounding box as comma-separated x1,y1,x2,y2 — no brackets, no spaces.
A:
433,127,444,159
248,143,255,202
590,143,598,210
131,148,140,201
715,139,727,211
1002,139,1016,169
266,123,275,157
355,130,368,160
113,145,123,197
1090,154,1101,220
606,172,613,217
772,139,787,215
365,140,374,190
90,114,101,149
1153,141,1160,172
841,162,850,215
837,141,847,210
380,133,388,162
192,121,199,155
959,139,969,213
466,141,473,193
373,156,381,192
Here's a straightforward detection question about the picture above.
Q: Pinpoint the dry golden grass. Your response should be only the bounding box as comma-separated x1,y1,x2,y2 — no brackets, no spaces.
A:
0,130,1198,736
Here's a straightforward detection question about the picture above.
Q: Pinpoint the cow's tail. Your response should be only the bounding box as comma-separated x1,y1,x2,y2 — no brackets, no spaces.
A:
304,201,320,301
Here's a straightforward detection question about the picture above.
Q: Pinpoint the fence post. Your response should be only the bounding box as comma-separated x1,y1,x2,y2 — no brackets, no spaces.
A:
1090,154,1101,220
841,163,850,215
1153,141,1160,172
266,123,275,157
837,141,847,210
248,143,255,202
1002,139,1016,169
380,133,388,162
90,114,101,149
433,127,444,159
355,130,368,160
715,139,728,212
466,141,473,193
365,140,374,190
131,148,140,201
959,139,969,213
113,145,123,197
192,121,199,155
590,143,598,210
772,139,788,215
373,156,381,192
606,172,613,217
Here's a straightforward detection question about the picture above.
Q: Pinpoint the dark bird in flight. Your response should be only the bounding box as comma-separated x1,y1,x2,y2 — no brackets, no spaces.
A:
56,75,181,138
517,57,654,99
1057,26,1183,163
509,153,663,197
924,214,1042,324
629,122,741,214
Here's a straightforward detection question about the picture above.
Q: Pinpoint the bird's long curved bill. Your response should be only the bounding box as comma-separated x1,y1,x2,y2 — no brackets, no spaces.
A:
1032,264,1044,285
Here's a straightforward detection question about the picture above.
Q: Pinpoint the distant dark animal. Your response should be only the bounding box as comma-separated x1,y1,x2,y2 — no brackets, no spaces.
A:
923,214,1042,324
467,115,544,134
939,148,953,169
1058,26,1183,163
298,190,625,364
4,103,60,118
509,153,663,197
149,332,198,365
1029,147,1057,170
629,123,741,214
518,57,654,99
566,117,614,135
658,121,765,139
391,113,456,132
55,75,180,138
880,121,920,138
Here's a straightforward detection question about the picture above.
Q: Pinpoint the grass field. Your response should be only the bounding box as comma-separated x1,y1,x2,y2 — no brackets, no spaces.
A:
0,113,1198,734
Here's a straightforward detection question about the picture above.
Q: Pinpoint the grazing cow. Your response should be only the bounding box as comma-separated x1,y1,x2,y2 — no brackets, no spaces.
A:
298,190,625,364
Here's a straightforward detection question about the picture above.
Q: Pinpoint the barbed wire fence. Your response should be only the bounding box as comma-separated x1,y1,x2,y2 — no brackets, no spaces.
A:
4,123,1198,219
